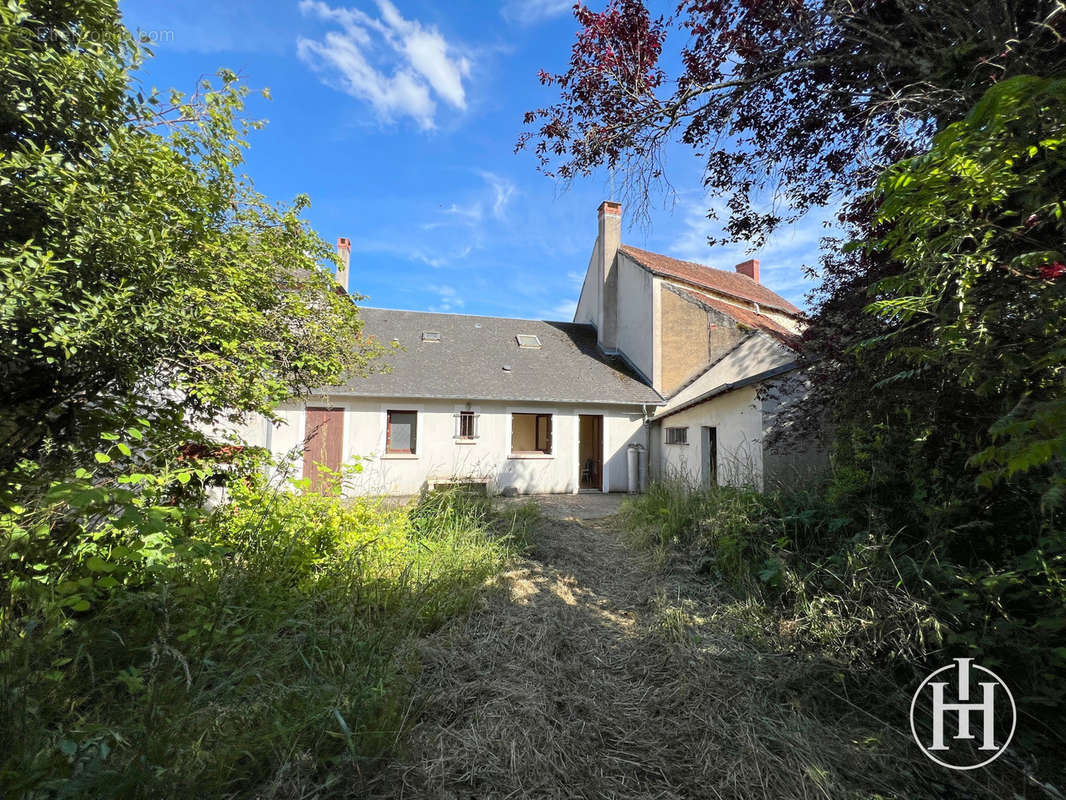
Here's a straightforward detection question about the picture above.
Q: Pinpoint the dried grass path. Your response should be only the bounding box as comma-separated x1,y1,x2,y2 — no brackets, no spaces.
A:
368,506,993,800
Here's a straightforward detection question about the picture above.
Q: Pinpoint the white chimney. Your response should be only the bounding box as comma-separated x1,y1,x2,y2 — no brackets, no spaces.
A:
597,201,621,351
336,237,351,291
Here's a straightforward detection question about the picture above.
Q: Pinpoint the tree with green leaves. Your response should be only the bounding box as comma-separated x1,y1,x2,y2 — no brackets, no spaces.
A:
864,76,1066,510
0,0,379,488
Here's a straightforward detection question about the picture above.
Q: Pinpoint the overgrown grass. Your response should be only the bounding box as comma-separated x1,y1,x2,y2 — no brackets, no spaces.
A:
622,479,1066,782
1,478,531,798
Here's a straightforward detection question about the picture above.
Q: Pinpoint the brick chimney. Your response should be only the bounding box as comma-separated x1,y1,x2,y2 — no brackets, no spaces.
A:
735,258,760,283
597,201,622,351
336,237,351,291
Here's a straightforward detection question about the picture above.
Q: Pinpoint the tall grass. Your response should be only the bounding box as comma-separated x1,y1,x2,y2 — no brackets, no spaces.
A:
622,479,1066,781
622,480,951,664
1,480,529,798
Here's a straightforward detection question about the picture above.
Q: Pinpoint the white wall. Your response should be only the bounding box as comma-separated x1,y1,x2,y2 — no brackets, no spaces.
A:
615,253,655,382
258,397,648,496
656,386,764,490
574,247,599,326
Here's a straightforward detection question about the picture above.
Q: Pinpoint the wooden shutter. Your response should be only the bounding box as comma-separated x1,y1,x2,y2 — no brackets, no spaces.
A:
303,407,344,492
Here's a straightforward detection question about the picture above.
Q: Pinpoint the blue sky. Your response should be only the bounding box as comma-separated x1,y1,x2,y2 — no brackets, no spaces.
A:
118,0,829,319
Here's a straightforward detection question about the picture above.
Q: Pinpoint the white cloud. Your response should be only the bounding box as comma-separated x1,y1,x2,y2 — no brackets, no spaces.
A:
349,237,448,267
428,283,465,312
475,170,516,219
441,201,484,223
426,170,516,231
502,0,574,25
566,270,584,287
297,0,471,129
668,198,839,311
540,299,577,320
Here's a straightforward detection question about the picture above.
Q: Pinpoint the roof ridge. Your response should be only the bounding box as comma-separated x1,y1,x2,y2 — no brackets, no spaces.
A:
357,306,587,325
621,243,741,280
618,243,802,316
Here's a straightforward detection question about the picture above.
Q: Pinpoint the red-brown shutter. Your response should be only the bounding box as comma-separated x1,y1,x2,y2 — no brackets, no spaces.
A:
302,407,344,492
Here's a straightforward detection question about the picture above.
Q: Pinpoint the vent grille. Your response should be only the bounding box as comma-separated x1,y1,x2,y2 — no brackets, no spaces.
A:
515,334,541,349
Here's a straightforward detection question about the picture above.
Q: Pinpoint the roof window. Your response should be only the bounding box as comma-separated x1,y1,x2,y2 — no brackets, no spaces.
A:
421,331,441,343
515,334,541,349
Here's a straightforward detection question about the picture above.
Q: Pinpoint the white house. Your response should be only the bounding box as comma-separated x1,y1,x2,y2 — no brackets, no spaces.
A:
240,201,815,495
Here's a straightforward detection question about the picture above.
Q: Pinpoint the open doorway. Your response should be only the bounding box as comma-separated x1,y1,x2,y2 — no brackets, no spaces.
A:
701,426,718,487
578,414,603,491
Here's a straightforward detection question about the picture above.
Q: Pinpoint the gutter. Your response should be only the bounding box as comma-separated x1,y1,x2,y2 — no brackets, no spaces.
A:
309,390,666,407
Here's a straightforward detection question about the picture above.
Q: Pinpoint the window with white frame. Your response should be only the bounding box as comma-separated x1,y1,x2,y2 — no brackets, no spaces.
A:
511,413,552,454
455,410,479,440
386,410,418,454
665,426,688,445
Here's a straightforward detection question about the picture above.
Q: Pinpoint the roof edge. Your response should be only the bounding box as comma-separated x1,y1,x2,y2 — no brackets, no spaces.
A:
669,285,802,351
618,245,801,316
309,390,666,406
355,306,590,326
661,331,757,401
653,362,799,421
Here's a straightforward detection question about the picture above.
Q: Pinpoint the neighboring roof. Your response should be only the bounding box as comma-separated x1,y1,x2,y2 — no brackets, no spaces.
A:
673,286,801,349
331,308,664,406
618,244,802,315
657,333,798,410
654,362,799,422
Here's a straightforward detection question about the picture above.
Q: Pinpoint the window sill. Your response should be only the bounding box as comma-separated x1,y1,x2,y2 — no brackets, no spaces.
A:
665,442,689,446
454,439,479,445
508,453,554,460
382,453,419,460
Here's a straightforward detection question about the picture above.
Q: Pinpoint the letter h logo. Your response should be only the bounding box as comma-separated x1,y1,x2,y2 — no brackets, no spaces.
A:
911,657,1016,770
928,658,997,751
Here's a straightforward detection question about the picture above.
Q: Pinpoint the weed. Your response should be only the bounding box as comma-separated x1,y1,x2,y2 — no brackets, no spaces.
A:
0,471,520,798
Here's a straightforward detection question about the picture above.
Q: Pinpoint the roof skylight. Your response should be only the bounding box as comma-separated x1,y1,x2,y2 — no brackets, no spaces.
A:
421,331,441,343
516,334,541,349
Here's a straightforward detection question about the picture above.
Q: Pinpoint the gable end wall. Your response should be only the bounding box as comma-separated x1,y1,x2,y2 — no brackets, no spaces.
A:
659,285,749,397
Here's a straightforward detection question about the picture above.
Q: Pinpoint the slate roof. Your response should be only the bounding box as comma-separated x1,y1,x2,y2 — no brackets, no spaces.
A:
618,244,802,315
673,287,801,350
332,308,664,406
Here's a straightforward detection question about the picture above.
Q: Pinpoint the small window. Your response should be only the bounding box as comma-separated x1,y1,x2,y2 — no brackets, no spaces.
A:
386,410,417,454
421,331,441,343
511,413,552,454
515,334,541,349
665,427,688,445
455,410,479,440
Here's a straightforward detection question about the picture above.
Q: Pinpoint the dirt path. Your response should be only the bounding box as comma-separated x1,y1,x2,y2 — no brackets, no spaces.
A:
370,505,992,799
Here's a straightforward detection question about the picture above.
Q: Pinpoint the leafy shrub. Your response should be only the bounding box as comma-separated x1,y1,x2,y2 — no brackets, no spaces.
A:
0,451,520,798
622,479,1066,771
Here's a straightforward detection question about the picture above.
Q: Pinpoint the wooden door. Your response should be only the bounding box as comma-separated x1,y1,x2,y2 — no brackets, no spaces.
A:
303,407,344,492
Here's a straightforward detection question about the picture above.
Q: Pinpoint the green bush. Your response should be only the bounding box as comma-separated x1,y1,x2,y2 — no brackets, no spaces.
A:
622,479,776,591
622,479,1065,770
1,453,521,798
